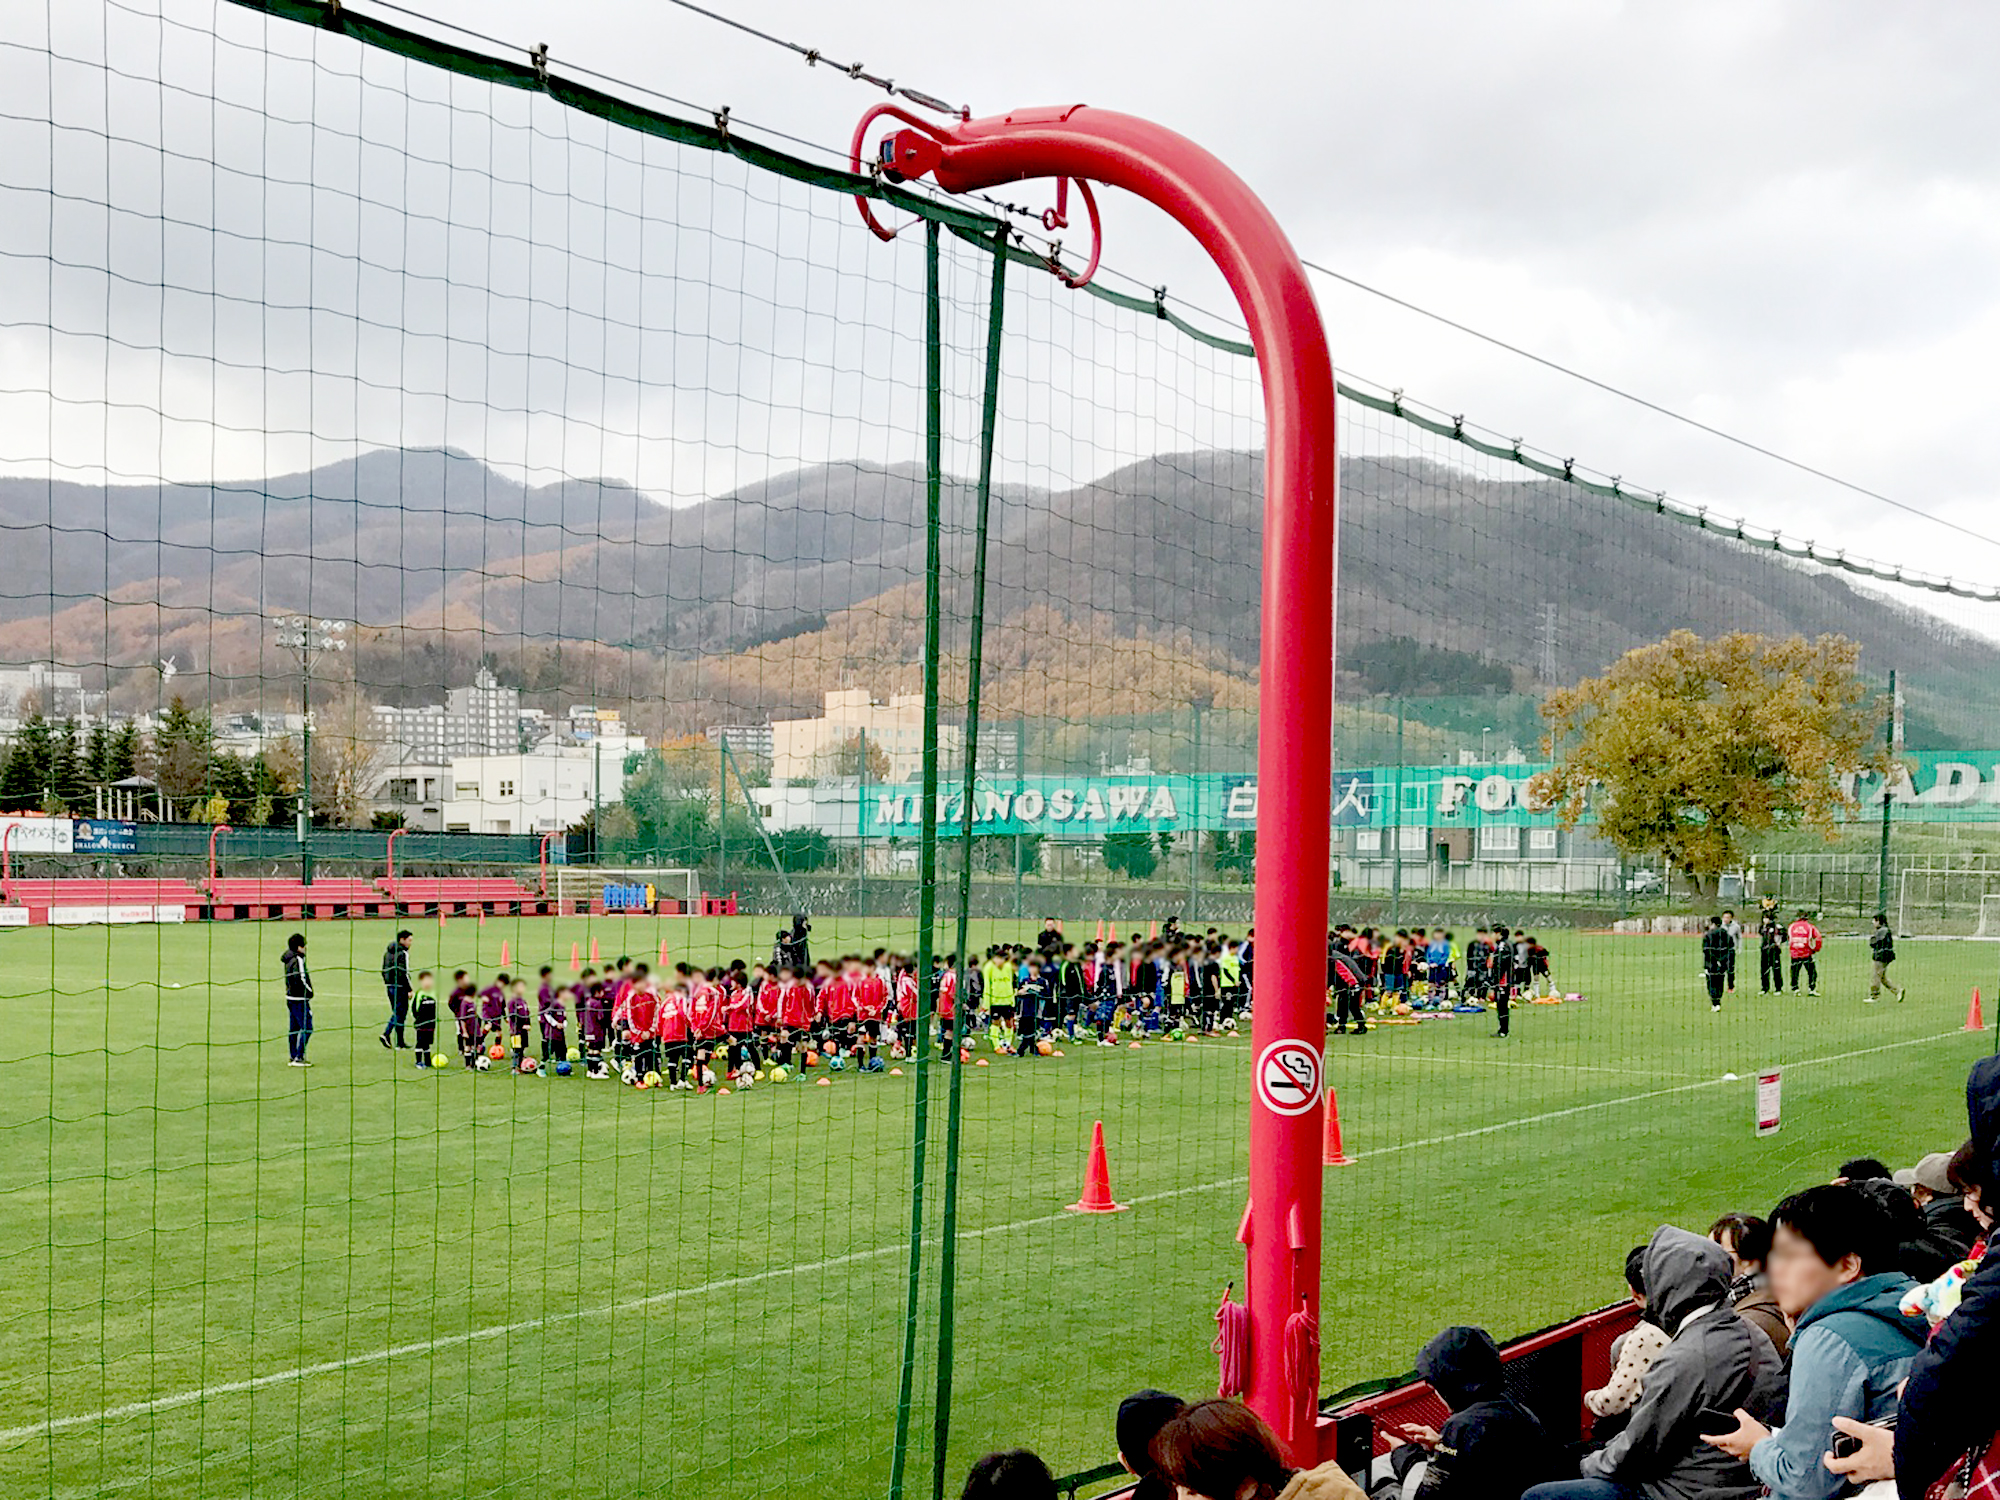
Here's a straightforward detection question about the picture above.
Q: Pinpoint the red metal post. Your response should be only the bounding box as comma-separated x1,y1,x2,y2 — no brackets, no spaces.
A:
538,831,554,898
1,822,13,905
386,826,404,903
207,823,232,892
864,105,1336,1454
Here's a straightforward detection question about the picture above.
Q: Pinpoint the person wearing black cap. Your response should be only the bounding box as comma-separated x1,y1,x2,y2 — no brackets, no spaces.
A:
380,928,414,1049
1117,1388,1184,1500
1386,1325,1562,1500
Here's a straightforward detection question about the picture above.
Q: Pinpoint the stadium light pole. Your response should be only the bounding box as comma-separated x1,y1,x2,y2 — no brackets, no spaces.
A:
273,617,347,887
862,104,1337,1461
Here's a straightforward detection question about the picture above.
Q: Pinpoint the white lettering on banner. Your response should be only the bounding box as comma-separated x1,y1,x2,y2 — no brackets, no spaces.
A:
1106,785,1149,818
0,816,73,854
1922,764,1982,805
0,907,30,927
1439,776,1473,816
48,904,186,926
1145,785,1178,820
979,788,1011,821
1224,782,1258,821
1077,786,1107,822
1474,775,1515,814
1047,788,1076,822
1013,790,1044,821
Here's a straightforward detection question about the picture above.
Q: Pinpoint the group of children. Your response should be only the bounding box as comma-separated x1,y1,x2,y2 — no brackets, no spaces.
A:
1327,922,1554,1038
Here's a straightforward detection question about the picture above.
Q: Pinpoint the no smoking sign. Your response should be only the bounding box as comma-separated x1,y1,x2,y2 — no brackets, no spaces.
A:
1255,1039,1324,1117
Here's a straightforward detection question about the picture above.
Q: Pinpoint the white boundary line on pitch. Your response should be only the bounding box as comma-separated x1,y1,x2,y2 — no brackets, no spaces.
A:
1,1027,1972,1447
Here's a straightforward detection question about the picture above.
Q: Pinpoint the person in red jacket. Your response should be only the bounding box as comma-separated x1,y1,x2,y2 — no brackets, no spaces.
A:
853,960,890,1073
933,954,959,1059
1787,912,1823,996
776,965,816,1068
654,976,693,1089
620,963,659,1083
686,968,727,1090
821,958,861,1066
721,965,757,1077
893,960,920,1059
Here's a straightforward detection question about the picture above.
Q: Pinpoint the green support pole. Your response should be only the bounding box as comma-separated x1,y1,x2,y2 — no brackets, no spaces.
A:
1390,697,1404,927
717,736,727,896
1189,706,1201,919
858,727,869,913
931,223,1007,1500
889,217,947,1500
299,669,313,887
1014,710,1026,918
1877,668,1896,921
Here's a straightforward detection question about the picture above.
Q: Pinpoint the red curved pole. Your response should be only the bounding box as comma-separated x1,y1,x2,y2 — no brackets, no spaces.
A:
207,823,231,892
871,105,1336,1454
2,822,13,905
537,832,554,899
386,825,404,900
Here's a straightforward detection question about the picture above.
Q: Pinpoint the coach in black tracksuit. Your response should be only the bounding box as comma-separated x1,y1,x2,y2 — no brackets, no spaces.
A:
1757,903,1785,994
380,929,414,1049
1702,915,1733,1012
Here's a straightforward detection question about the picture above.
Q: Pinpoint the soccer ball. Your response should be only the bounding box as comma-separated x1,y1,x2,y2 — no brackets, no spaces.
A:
1036,1039,1054,1056
487,1044,506,1061
1222,1017,1238,1033
554,1060,573,1076
566,1047,581,1063
643,1070,661,1087
474,1054,492,1071
700,1067,717,1088
802,1050,820,1068
519,1056,540,1074
1170,1028,1186,1042
768,1066,789,1084
431,1055,449,1068
620,1065,638,1085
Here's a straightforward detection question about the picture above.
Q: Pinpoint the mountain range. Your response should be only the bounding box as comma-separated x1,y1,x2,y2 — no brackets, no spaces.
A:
0,445,1991,745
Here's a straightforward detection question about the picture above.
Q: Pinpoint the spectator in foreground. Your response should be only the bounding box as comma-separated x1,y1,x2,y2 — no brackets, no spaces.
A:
1586,1247,1671,1421
1386,1324,1562,1500
1833,1158,1891,1186
1710,1213,1791,1356
1892,1152,1980,1282
1522,1226,1785,1500
1117,1389,1185,1500
1700,1185,1923,1500
1824,1060,2000,1499
961,1448,1056,1500
1153,1398,1363,1500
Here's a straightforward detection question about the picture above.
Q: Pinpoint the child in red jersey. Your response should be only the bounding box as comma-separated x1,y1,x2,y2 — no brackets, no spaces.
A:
619,963,658,1083
852,958,890,1073
776,964,816,1068
686,967,727,1090
892,959,920,1059
655,974,693,1090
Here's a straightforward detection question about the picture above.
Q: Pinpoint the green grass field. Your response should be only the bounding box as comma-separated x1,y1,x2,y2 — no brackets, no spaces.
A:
0,911,1991,1500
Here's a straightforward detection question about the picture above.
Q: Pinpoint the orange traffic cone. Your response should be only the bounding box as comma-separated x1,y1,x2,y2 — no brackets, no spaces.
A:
1066,1121,1129,1213
658,939,670,968
478,908,487,927
1323,1090,1355,1167
569,941,581,972
1149,920,1159,938
1095,919,1105,942
589,936,601,963
1967,988,1987,1033
499,939,510,968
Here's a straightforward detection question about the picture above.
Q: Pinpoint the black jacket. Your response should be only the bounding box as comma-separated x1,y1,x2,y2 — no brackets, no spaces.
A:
1869,926,1896,964
381,940,412,998
1895,1056,2000,1500
1411,1326,1563,1500
1701,928,1733,976
281,948,312,1000
1900,1195,1981,1283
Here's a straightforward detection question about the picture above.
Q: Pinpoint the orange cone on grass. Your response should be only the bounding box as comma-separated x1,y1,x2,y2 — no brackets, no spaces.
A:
499,939,510,968
1322,1090,1355,1167
589,936,601,963
569,941,581,972
1968,988,1987,1033
659,938,670,968
1066,1120,1128,1213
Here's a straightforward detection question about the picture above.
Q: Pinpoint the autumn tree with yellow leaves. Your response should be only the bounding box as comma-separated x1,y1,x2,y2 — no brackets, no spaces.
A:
1528,631,1885,896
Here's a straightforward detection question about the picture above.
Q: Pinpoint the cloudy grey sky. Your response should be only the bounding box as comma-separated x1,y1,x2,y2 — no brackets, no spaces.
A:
5,0,1997,606
411,0,1998,578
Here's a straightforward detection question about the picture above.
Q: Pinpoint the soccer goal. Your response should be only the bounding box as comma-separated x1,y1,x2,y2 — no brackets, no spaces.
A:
1896,868,2000,938
550,867,701,914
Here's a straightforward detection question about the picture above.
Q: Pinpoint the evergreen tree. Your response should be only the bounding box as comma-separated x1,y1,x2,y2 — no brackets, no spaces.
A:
107,721,141,783
0,711,54,810
49,719,88,813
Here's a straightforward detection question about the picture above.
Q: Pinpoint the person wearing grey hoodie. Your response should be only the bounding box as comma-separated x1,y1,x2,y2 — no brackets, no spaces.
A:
1522,1227,1786,1500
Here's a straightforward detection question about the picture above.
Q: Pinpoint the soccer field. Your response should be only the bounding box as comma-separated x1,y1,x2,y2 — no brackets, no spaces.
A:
0,913,1990,1500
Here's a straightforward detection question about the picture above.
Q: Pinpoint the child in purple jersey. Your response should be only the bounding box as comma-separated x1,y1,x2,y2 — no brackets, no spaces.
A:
450,971,481,1066
539,984,569,1065
505,978,533,1069
577,968,611,1078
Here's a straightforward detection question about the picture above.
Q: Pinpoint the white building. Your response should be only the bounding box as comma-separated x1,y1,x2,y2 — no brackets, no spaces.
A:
771,689,963,783
705,721,774,758
0,663,89,730
372,668,524,760
372,733,645,835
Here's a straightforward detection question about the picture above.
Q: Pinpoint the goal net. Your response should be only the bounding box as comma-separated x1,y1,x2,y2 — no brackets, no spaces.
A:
550,866,701,914
1898,868,2000,938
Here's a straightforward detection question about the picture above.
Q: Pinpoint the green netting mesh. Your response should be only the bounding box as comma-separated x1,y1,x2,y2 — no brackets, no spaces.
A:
2,4,1997,1500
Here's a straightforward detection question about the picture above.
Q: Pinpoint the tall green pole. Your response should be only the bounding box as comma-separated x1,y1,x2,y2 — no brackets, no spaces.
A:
1188,706,1202,919
1390,697,1404,927
931,222,1007,1500
889,218,947,1500
299,665,313,887
717,736,727,895
858,726,869,913
1876,668,1896,920
1014,710,1026,919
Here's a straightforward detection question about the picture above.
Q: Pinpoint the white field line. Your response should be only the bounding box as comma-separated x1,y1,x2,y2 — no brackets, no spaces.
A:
1,1027,1971,1446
